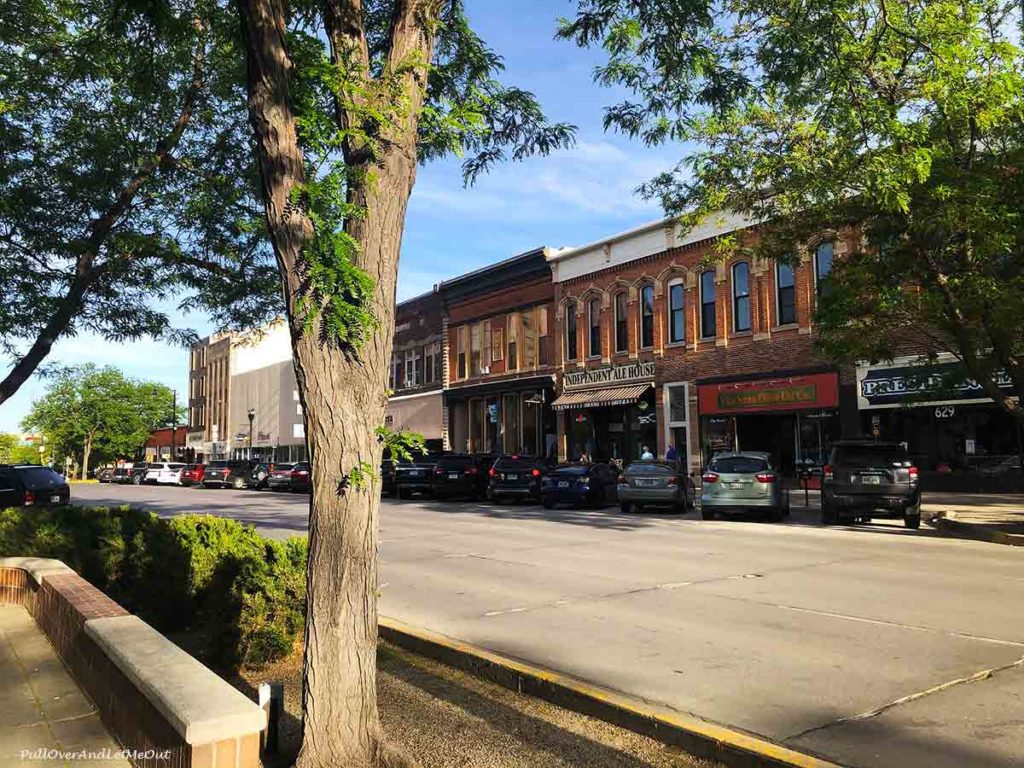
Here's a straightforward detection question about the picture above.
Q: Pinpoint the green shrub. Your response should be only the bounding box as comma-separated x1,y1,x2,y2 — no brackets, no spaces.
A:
0,505,307,670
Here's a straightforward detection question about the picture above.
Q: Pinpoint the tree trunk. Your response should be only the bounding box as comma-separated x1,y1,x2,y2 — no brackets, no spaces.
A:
236,0,420,765
81,434,92,481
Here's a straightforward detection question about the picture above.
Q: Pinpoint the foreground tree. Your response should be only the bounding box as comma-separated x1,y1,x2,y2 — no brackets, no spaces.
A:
561,0,1024,422
0,0,281,405
234,1,574,765
21,365,177,478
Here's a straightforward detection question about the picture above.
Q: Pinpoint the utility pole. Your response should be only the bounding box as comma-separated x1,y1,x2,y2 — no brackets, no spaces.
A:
248,406,256,461
170,389,177,461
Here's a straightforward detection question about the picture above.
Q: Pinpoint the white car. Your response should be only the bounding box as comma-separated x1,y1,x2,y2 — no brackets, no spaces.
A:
144,462,187,485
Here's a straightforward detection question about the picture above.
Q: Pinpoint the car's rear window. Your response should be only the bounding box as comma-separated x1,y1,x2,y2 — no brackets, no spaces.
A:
834,446,910,468
710,456,769,473
274,463,295,471
437,456,475,468
19,467,64,487
209,461,230,467
494,457,541,470
552,465,590,476
626,463,673,476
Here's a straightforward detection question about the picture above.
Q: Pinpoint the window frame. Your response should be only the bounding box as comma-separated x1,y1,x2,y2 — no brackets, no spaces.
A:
587,296,602,358
700,270,717,339
667,278,685,345
814,240,834,297
613,292,628,353
776,261,797,326
565,302,578,361
732,262,751,333
639,283,655,350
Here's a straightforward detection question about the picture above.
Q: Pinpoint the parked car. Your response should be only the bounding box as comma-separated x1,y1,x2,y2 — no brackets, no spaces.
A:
200,460,255,489
821,440,921,528
430,454,492,500
180,464,206,487
246,462,275,489
380,457,398,496
128,464,150,485
0,465,71,507
267,463,296,491
617,460,694,513
144,462,187,485
109,467,132,484
394,455,440,498
96,467,115,483
289,462,312,493
541,463,619,509
487,455,546,503
700,452,789,521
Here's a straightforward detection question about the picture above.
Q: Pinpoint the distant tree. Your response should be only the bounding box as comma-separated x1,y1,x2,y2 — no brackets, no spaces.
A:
21,366,176,479
0,433,16,463
562,0,1024,423
0,0,281,406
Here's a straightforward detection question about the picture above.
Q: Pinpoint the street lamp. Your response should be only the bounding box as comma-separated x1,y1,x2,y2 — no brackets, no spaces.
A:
247,407,256,460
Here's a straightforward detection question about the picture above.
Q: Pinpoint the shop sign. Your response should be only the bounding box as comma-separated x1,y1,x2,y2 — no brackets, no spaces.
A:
857,356,1015,409
564,361,655,391
698,373,839,415
185,431,205,448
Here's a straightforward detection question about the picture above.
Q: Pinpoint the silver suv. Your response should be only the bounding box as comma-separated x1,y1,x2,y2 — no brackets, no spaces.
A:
821,440,921,528
700,452,789,522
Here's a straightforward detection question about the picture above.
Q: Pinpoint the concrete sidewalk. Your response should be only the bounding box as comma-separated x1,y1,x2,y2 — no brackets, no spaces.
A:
0,605,128,766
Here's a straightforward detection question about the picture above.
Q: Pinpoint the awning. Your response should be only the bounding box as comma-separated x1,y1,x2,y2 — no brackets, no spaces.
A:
551,383,651,411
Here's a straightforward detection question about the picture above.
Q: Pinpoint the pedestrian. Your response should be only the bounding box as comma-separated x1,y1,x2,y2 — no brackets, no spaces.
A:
665,444,678,462
641,445,654,460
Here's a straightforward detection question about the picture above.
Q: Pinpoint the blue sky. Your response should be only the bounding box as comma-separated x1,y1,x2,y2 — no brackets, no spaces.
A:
0,0,682,432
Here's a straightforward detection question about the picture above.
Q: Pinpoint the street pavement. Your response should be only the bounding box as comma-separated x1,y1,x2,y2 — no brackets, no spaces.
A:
73,483,1024,768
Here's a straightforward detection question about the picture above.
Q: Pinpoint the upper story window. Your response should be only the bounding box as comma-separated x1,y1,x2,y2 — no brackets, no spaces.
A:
587,297,602,358
667,278,685,344
507,314,519,371
732,262,751,332
565,302,578,361
700,270,716,339
522,310,538,369
424,342,441,383
639,284,655,349
391,354,402,389
457,326,468,379
470,323,481,377
815,241,834,297
614,292,628,352
404,348,420,386
492,325,504,362
537,305,549,366
776,261,796,325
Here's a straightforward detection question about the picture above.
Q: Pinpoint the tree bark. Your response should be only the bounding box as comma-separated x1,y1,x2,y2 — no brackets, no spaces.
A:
81,433,92,481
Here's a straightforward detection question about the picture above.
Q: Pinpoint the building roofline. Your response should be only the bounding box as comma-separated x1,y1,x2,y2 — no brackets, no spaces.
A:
435,246,550,291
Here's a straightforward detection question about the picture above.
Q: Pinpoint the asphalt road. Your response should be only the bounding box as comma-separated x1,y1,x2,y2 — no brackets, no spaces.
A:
74,483,1024,768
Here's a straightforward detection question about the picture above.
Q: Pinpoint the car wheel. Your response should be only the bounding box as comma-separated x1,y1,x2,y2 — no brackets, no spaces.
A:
395,486,403,499
700,508,715,520
232,477,245,490
132,475,142,485
198,482,206,489
619,501,632,514
821,498,837,525
766,507,783,523
904,514,921,529
542,498,554,510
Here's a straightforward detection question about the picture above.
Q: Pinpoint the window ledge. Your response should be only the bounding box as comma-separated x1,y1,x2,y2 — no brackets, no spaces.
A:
771,323,800,332
665,341,687,349
730,330,753,339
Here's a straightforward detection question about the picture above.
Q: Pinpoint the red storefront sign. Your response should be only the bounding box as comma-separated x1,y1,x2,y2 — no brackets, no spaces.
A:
698,373,839,415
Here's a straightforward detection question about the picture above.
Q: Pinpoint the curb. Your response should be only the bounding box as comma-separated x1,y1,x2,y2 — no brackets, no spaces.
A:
928,515,1024,547
378,617,845,768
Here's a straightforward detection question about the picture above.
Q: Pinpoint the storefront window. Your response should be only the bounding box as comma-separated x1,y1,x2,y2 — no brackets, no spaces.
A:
588,297,601,358
700,270,716,338
732,262,750,332
614,292,628,352
522,392,540,455
668,280,685,344
777,262,796,325
503,393,520,453
639,284,654,349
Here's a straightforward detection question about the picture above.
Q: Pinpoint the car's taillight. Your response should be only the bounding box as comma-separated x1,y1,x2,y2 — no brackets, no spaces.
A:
702,472,719,484
531,468,541,477
223,468,231,477
908,466,919,481
667,476,678,486
823,464,834,481
489,467,497,477
434,467,445,475
23,491,35,506
756,472,776,483
465,467,478,475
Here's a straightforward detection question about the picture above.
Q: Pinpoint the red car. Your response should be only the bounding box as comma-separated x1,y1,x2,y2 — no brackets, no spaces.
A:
180,464,206,487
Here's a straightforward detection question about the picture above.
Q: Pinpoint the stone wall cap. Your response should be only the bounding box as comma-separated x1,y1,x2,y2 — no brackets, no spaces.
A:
0,557,73,585
85,615,266,744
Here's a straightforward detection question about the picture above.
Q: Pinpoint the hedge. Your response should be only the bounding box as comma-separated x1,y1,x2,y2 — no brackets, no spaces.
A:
0,505,306,669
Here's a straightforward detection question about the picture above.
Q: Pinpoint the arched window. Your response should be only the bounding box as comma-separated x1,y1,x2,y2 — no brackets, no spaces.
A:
732,262,751,332
639,284,655,349
815,241,834,297
587,297,602,357
700,270,716,338
776,261,796,325
565,302,578,361
614,292,628,352
667,278,685,344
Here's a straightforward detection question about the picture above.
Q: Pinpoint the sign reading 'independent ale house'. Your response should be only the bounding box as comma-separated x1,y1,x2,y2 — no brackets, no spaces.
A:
564,361,656,390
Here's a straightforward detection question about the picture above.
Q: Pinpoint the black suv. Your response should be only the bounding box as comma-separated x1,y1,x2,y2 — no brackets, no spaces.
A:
431,454,494,500
487,455,546,503
822,440,921,528
0,465,70,507
201,460,256,489
394,454,440,498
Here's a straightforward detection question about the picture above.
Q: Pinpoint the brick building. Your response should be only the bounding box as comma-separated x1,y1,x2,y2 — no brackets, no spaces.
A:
440,248,559,456
385,289,446,450
549,215,858,474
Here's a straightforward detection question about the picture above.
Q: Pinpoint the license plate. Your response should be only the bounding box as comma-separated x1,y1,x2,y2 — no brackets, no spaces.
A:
50,495,61,503
448,473,459,480
638,479,658,487
507,474,518,481
729,482,743,490
861,475,881,485
411,471,421,477
558,481,569,488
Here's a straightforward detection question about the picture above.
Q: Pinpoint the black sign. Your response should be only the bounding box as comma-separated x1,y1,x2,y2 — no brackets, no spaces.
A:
859,362,1014,408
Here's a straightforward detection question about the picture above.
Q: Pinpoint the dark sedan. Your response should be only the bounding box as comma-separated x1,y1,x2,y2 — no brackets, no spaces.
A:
0,465,71,507
246,462,275,489
200,460,255,489
488,455,546,503
430,454,493,500
394,455,439,498
541,463,618,509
